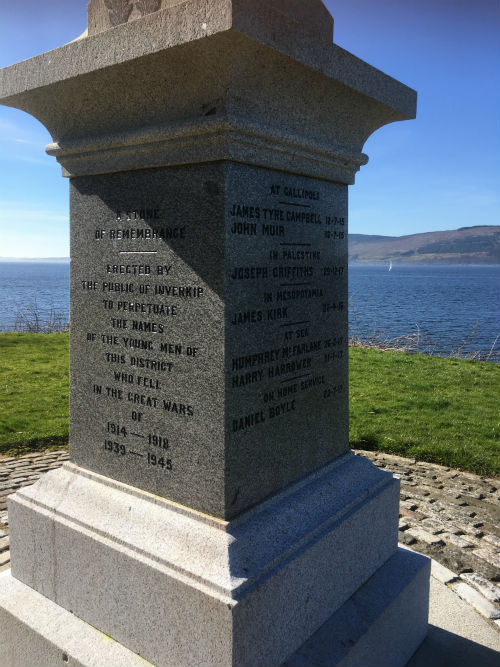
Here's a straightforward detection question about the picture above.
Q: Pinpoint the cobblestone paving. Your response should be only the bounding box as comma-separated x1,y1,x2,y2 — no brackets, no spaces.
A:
356,449,500,627
0,448,498,628
0,449,69,572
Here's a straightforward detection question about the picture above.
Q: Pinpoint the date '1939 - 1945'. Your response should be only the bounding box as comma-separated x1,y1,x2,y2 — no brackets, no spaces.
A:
104,440,172,470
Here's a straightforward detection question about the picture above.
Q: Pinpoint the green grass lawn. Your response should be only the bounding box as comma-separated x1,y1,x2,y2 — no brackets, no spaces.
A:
0,333,69,455
0,333,499,475
350,347,499,476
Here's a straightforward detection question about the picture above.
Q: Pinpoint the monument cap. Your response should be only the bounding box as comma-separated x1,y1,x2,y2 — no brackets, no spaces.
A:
87,0,334,43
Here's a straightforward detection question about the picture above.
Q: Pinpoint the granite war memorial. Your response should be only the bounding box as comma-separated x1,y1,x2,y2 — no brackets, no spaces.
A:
0,1,430,665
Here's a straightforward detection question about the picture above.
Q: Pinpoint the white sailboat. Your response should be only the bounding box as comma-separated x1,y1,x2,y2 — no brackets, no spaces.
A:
389,260,393,271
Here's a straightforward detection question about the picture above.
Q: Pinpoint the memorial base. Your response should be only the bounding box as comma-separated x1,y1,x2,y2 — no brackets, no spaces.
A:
0,550,429,667
0,452,429,666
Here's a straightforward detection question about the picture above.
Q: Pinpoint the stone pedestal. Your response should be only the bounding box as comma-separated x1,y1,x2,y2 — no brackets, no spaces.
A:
0,1,428,665
1,455,429,667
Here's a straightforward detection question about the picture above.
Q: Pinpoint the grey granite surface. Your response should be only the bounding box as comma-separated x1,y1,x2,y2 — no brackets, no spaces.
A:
3,449,499,626
7,453,402,667
87,0,334,42
0,0,415,114
70,162,348,518
0,0,416,184
0,3,424,664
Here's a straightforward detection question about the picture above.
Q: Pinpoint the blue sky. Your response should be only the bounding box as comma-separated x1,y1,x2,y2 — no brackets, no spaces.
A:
0,0,498,257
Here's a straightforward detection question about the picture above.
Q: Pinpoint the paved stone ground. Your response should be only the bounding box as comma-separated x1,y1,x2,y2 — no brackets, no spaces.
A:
0,449,70,572
1,447,499,629
356,449,500,628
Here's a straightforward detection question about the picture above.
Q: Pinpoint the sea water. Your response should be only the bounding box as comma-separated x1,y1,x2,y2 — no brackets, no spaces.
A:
0,261,498,360
0,262,70,332
349,264,500,360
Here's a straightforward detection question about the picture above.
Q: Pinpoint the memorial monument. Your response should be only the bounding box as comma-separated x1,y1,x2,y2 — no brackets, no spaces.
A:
0,1,430,665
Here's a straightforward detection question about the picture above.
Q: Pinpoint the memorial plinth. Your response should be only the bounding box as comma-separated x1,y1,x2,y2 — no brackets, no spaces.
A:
0,2,430,666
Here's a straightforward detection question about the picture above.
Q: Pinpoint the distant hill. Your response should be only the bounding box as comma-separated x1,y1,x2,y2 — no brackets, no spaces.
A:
349,226,499,264
0,227,498,265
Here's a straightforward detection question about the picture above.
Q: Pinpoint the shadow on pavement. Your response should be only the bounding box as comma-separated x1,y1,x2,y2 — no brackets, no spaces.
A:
407,624,500,667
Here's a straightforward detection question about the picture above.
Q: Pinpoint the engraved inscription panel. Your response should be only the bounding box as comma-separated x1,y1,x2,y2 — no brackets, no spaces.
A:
69,163,348,519
225,163,348,516
70,165,226,515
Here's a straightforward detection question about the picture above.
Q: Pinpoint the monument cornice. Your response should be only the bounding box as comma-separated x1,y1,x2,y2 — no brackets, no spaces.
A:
46,117,369,183
0,3,415,116
0,1,416,184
